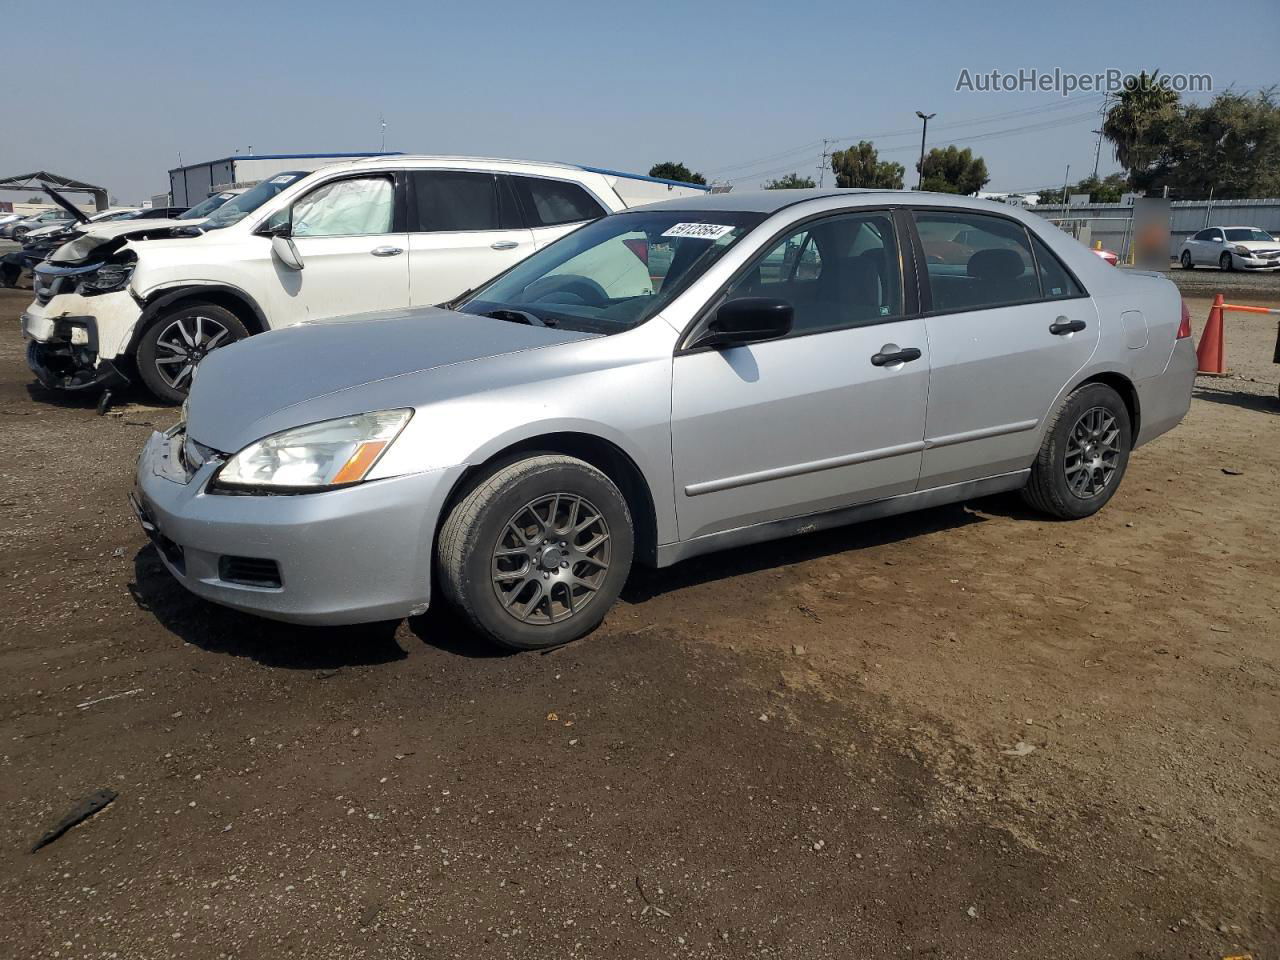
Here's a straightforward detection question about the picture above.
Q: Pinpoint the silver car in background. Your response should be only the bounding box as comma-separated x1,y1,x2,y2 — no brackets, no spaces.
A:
1179,225,1280,271
133,190,1196,649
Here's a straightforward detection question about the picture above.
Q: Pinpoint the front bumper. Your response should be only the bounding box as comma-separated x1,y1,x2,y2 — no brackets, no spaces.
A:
132,429,465,625
22,287,142,364
1232,253,1280,270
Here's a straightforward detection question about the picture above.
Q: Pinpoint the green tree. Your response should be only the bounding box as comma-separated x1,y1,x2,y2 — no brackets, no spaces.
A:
1101,70,1181,192
1040,172,1130,205
916,145,989,195
763,172,816,189
648,162,707,186
1158,87,1280,198
830,141,905,189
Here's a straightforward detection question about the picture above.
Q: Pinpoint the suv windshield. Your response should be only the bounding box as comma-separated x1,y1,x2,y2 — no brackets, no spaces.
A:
459,210,765,334
1224,228,1275,243
199,171,309,230
179,191,239,221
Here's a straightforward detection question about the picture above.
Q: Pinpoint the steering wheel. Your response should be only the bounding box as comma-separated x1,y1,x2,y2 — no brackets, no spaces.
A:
523,274,609,307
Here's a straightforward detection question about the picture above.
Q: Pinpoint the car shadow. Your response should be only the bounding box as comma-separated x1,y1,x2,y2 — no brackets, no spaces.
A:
129,545,408,669
1192,384,1278,414
622,498,990,602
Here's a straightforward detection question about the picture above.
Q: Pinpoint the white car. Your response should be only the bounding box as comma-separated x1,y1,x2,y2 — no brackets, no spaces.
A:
23,157,709,402
1179,226,1280,271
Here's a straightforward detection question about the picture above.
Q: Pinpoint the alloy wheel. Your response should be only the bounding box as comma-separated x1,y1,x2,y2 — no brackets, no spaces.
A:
153,315,231,389
1064,406,1121,499
490,493,611,624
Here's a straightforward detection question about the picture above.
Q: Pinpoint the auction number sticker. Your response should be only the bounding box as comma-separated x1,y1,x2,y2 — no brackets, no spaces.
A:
269,174,298,185
662,222,735,241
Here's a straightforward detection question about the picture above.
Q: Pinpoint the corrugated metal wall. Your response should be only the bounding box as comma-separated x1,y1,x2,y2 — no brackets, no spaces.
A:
1029,199,1280,258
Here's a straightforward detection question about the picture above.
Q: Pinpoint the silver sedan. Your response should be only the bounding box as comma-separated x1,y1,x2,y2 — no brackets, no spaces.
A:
133,190,1196,649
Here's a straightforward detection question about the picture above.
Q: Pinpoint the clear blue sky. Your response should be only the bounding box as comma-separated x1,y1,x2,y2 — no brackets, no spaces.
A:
5,0,1275,202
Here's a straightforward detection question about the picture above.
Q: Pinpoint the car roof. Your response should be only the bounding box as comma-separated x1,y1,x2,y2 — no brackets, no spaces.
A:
636,188,1025,215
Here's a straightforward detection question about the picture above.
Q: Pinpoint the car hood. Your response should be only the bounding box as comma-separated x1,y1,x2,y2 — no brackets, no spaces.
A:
1234,240,1280,253
186,307,599,453
49,218,200,263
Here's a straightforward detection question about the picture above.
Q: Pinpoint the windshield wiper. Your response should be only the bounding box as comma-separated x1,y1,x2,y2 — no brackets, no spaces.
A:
482,308,556,328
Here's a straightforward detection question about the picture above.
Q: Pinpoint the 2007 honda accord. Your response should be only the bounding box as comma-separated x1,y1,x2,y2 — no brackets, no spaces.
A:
132,189,1195,649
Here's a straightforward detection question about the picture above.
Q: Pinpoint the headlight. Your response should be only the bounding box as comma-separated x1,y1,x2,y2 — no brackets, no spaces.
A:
78,262,134,295
213,409,413,491
1233,245,1252,257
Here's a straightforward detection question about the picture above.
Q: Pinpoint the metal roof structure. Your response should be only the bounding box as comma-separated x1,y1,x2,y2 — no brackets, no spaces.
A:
0,171,108,211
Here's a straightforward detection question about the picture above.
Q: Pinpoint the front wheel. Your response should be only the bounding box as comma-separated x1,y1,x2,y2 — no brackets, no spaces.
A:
1022,383,1131,520
1220,252,1234,272
1180,250,1194,270
135,302,249,404
436,455,634,650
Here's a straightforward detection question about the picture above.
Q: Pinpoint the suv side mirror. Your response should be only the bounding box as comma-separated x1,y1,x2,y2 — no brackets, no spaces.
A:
690,297,793,350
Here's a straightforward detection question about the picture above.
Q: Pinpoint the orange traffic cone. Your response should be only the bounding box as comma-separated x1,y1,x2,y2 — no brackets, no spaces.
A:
1196,293,1227,375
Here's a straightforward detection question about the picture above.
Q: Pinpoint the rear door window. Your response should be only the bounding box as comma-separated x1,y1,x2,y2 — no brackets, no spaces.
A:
1030,234,1084,299
914,211,1039,313
410,171,520,232
511,176,607,227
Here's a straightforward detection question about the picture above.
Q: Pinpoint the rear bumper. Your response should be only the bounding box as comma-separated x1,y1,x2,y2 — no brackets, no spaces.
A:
133,429,464,625
1134,337,1196,448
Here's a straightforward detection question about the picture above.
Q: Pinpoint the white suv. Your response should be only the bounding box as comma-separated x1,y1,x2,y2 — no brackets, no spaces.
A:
23,157,708,403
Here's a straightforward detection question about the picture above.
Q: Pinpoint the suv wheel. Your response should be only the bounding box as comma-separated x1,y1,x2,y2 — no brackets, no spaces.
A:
1022,383,1132,520
437,455,634,650
136,302,249,404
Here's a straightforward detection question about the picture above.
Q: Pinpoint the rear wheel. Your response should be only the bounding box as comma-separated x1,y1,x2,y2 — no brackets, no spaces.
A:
1022,383,1131,520
1220,252,1234,272
1180,250,1194,269
136,302,249,404
437,455,634,650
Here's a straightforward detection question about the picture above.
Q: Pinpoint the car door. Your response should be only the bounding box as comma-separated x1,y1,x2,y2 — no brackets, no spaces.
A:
509,174,609,250
405,171,535,306
266,172,410,323
1200,228,1224,264
670,209,930,542
911,209,1098,489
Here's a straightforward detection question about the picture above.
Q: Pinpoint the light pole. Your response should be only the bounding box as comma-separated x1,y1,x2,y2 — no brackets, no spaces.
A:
1091,129,1104,181
915,111,936,190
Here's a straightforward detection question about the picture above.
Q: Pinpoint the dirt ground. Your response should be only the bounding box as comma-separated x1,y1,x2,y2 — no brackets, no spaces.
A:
0,282,1277,960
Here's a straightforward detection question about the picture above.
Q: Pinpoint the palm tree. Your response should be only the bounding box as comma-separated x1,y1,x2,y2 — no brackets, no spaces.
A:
1102,70,1180,191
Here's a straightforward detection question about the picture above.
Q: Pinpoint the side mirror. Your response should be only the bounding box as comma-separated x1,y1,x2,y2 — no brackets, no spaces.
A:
690,297,793,350
271,232,304,271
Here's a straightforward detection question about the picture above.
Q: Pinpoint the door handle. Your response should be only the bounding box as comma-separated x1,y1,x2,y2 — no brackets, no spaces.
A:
490,240,520,251
370,246,403,257
1049,317,1086,335
870,345,923,367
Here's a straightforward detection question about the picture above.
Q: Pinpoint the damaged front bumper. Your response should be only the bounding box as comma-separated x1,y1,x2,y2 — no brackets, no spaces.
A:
23,313,131,392
21,286,142,393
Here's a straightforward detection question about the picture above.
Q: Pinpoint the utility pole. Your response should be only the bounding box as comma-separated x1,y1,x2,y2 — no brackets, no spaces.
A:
1060,163,1070,208
915,111,936,190
1091,129,1103,181
379,113,387,152
817,138,832,188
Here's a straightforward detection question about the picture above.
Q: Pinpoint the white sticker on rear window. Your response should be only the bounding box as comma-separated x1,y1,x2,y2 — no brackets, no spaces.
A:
662,222,734,241
269,175,298,185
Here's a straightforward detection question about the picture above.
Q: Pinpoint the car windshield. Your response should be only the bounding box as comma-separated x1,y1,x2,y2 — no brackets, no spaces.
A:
178,192,239,220
458,210,765,334
199,172,309,230
1224,228,1275,243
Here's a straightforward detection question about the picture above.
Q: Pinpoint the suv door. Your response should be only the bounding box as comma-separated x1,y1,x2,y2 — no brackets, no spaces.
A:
910,209,1098,488
670,209,929,541
509,175,609,250
263,173,409,323
406,171,534,306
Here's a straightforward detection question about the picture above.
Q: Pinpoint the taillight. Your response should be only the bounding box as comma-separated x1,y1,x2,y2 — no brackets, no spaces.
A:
1177,300,1192,339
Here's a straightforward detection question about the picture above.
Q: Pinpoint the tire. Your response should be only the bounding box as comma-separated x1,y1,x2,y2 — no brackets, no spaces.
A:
437,455,634,650
1021,383,1132,520
1220,252,1234,272
135,302,249,404
1180,251,1194,270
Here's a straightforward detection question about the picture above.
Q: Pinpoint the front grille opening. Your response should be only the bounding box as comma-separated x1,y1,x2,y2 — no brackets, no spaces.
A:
218,555,282,589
